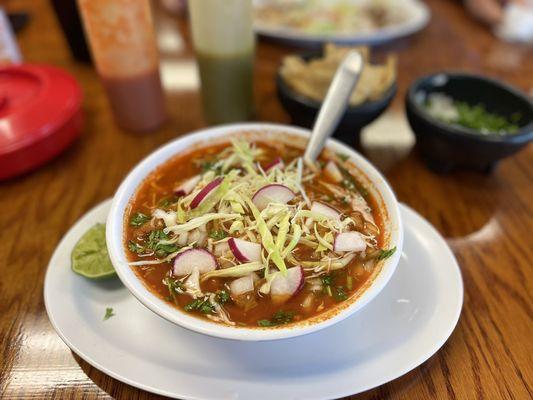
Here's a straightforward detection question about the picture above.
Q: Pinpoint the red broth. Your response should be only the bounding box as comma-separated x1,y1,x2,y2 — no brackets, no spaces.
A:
124,141,390,328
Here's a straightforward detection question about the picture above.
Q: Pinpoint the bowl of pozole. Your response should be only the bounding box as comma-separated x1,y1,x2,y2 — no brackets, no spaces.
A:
106,124,403,340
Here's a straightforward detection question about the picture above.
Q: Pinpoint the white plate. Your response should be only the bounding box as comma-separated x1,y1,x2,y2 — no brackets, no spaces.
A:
253,0,431,47
44,199,463,400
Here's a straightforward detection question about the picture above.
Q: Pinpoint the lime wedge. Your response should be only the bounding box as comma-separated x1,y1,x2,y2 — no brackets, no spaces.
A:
71,223,116,279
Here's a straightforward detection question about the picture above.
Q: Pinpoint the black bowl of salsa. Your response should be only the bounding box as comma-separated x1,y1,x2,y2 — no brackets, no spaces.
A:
406,73,533,173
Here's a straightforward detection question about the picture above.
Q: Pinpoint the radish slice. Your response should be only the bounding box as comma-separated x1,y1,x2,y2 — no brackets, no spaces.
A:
173,249,218,276
228,238,262,262
252,184,295,211
323,161,343,183
264,157,285,172
310,201,341,221
190,178,223,209
174,175,201,197
334,231,366,252
271,266,304,305
230,274,255,297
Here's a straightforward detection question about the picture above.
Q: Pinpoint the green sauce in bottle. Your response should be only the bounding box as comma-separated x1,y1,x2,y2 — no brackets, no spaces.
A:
189,0,255,124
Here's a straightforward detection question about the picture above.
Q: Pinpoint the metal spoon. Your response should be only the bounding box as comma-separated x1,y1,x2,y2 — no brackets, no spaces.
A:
303,50,364,167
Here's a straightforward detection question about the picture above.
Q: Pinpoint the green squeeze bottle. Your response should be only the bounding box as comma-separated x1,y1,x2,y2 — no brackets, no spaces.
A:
189,0,255,124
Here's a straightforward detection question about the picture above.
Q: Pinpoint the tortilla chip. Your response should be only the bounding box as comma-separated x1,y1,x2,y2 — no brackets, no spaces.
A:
281,44,396,106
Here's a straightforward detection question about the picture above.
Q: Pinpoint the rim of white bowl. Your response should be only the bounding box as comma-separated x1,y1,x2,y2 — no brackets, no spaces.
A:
106,123,403,341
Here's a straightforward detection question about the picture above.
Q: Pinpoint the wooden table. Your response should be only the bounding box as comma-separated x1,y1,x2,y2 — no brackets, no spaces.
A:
1,0,531,398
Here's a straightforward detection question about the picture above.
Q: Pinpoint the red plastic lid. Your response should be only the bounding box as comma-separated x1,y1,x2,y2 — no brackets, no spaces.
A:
0,64,83,180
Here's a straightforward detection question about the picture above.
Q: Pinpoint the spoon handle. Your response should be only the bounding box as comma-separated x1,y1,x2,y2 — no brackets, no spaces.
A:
304,51,364,166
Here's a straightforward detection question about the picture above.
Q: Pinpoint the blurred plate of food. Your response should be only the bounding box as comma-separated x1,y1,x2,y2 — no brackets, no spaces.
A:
254,0,430,46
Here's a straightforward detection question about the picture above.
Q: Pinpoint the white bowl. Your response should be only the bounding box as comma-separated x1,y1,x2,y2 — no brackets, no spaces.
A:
106,123,403,341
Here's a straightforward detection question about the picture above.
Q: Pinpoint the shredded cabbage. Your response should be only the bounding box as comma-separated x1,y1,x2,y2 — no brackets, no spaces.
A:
128,245,193,265
190,176,232,217
293,210,330,223
296,157,312,207
275,212,291,250
229,220,244,234
314,224,333,251
259,270,280,294
266,212,284,230
282,224,301,257
286,232,317,248
232,140,259,175
176,201,187,223
165,213,240,234
244,196,288,275
330,253,357,270
201,262,264,281
230,200,245,214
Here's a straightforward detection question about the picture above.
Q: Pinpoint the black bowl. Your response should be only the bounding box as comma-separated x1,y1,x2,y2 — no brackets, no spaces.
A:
406,73,533,173
276,54,397,148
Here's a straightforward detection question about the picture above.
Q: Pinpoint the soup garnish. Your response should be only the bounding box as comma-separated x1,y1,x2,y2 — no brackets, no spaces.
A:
125,139,393,327
71,223,116,279
424,92,521,135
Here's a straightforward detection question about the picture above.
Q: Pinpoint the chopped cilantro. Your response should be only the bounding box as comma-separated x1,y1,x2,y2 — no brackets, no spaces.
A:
215,290,230,305
321,273,336,296
158,196,180,208
147,230,169,249
338,165,369,197
103,307,115,321
130,212,150,227
321,273,334,287
426,94,521,135
336,152,350,162
163,277,184,304
258,310,295,327
197,160,223,175
200,161,215,171
184,298,215,314
333,286,348,302
341,178,355,191
129,230,179,257
146,230,179,257
209,230,227,240
127,240,143,254
154,243,179,258
377,246,397,260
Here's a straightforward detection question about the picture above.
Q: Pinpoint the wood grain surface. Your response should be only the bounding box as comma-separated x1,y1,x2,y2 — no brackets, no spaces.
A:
0,0,532,399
